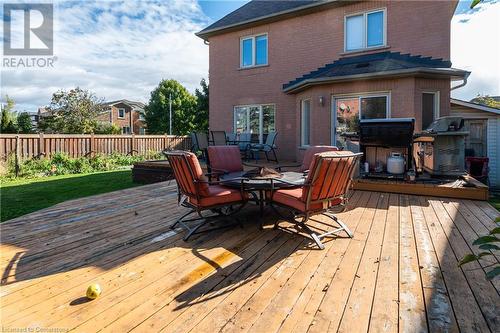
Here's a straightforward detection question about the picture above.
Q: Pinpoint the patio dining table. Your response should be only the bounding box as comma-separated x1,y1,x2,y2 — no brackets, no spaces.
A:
220,171,306,221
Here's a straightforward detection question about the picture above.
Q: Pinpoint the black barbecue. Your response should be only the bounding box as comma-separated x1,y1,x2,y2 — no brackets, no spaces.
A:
359,118,415,177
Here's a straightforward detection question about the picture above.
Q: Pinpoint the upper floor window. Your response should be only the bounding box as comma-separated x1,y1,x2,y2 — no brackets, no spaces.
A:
345,9,386,52
118,108,125,118
240,34,268,68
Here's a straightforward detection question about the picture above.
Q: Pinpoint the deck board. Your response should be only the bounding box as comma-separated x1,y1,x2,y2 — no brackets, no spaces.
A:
1,182,499,333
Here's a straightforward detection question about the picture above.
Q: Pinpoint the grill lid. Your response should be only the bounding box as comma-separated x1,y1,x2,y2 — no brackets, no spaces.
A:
359,118,415,147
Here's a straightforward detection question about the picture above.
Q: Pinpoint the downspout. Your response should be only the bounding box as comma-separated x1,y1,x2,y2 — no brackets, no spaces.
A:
451,72,470,91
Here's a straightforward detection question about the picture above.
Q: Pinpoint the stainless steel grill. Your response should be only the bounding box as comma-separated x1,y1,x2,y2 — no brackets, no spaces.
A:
414,117,469,176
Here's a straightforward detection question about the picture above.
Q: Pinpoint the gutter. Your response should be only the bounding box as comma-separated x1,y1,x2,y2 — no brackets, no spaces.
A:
283,67,470,94
450,71,470,91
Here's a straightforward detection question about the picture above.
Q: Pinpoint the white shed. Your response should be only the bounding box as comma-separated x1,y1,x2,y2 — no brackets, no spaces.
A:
450,98,500,189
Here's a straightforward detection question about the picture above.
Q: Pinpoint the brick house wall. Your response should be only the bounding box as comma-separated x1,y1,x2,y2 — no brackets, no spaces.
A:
207,1,457,160
97,102,146,134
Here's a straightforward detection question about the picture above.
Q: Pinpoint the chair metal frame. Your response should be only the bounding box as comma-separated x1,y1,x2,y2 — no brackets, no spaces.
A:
268,152,363,249
249,131,279,163
193,132,210,161
166,151,248,241
211,130,227,146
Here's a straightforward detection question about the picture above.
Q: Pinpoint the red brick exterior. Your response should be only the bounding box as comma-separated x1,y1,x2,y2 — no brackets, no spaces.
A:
206,1,457,160
97,102,146,134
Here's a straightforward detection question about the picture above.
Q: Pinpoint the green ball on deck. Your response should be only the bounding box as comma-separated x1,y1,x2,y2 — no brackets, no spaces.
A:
86,283,102,300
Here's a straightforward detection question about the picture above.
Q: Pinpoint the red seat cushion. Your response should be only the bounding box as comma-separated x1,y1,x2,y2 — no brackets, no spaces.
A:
267,188,341,213
301,146,339,172
207,146,243,174
190,185,247,207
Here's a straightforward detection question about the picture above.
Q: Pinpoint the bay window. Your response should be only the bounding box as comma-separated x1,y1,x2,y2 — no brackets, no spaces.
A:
240,34,268,68
345,9,386,52
234,104,275,143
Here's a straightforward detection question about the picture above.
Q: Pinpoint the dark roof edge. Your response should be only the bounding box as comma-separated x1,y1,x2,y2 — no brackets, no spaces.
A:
283,68,470,94
196,0,347,40
451,98,500,114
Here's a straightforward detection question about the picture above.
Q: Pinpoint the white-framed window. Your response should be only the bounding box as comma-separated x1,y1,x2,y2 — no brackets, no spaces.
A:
360,95,389,119
240,33,268,68
233,104,275,143
118,108,125,118
139,127,146,135
138,112,145,121
345,9,386,52
301,99,311,147
332,93,390,146
122,126,131,134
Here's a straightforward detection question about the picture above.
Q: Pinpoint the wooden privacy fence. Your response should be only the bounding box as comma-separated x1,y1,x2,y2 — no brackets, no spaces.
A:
0,134,192,161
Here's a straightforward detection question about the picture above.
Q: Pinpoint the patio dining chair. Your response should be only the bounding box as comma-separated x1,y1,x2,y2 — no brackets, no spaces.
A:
194,132,210,160
237,132,252,159
207,145,244,177
277,145,339,173
211,130,227,146
268,151,362,249
226,133,237,145
165,150,248,241
249,131,279,163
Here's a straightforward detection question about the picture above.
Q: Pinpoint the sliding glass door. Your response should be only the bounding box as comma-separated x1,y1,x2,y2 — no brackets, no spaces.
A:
332,94,389,148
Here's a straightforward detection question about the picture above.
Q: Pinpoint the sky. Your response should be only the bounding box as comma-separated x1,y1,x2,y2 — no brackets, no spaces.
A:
1,0,499,112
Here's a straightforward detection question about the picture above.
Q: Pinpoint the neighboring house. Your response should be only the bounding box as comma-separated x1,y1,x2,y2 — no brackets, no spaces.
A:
98,100,146,134
197,0,469,160
450,98,500,189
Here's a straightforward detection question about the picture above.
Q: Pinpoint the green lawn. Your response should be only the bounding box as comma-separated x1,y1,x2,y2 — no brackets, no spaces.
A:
0,169,141,222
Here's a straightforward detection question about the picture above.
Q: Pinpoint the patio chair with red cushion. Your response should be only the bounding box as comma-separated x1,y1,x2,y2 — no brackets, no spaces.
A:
278,145,339,173
207,145,244,178
268,151,362,249
165,150,248,241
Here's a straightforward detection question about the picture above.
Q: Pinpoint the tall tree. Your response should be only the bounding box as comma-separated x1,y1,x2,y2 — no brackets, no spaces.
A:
17,112,33,133
1,96,19,133
194,78,209,131
144,79,197,135
40,87,105,133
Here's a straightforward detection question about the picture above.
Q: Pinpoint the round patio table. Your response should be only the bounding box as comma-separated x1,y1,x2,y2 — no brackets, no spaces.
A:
220,171,306,219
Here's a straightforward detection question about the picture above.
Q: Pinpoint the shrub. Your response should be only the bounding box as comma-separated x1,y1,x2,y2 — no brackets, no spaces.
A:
1,152,163,180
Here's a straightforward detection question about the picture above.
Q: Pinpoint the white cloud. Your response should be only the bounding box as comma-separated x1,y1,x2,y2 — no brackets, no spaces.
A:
1,0,211,111
2,1,498,111
451,1,500,100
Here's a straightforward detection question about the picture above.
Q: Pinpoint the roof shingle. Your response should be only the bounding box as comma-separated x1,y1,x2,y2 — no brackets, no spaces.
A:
197,0,326,37
283,51,462,92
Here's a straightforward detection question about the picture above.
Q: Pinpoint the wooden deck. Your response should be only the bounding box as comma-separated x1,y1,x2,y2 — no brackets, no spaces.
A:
1,182,499,332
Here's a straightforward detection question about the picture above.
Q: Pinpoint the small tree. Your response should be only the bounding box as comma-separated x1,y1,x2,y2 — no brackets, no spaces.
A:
144,79,197,135
42,87,105,134
471,94,500,109
17,112,34,134
94,122,121,134
194,78,209,132
1,96,18,133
